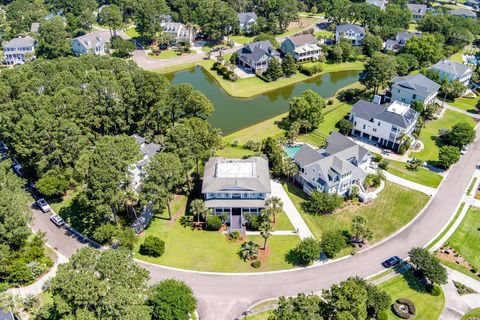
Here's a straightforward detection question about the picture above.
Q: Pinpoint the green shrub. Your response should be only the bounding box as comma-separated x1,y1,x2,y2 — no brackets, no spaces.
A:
374,153,383,163
206,215,223,230
0,282,10,292
429,285,442,296
377,310,389,320
378,158,390,170
321,231,347,258
299,63,323,76
227,230,241,240
139,236,165,257
327,99,334,105
398,144,407,154
251,260,261,268
293,237,321,266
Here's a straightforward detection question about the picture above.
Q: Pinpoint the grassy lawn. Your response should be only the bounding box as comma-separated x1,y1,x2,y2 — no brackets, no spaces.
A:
245,311,272,320
378,272,445,320
125,26,140,38
224,113,286,145
231,35,255,44
386,160,443,188
314,30,334,39
408,23,418,31
450,51,464,63
216,145,256,158
462,308,480,320
468,178,478,195
50,188,79,214
200,59,364,98
277,17,321,38
283,181,429,255
443,207,480,272
153,62,197,75
451,97,479,113
135,196,301,272
415,109,477,163
274,210,295,231
426,202,465,250
147,49,179,60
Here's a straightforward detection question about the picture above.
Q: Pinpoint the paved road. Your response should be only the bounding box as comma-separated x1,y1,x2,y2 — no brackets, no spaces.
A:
32,127,480,320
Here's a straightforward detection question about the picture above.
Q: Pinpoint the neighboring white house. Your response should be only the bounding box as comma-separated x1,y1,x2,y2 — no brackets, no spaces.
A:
293,132,372,196
71,31,109,56
237,12,258,33
449,8,477,18
236,40,281,74
280,34,321,62
130,134,162,191
387,73,441,105
366,0,387,10
385,31,421,52
160,22,196,45
407,4,427,21
202,157,271,231
430,59,473,85
335,24,365,45
2,36,36,65
349,100,420,152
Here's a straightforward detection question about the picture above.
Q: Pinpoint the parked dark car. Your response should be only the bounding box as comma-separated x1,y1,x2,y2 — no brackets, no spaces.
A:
381,256,402,268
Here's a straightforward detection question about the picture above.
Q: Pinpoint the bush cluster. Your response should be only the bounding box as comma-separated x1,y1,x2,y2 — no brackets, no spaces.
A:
300,63,323,76
206,215,223,230
212,62,237,81
392,298,416,319
251,260,261,268
139,236,165,257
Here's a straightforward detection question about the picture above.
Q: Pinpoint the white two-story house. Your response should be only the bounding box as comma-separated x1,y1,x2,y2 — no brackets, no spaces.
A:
430,59,473,86
130,134,162,191
236,40,281,74
72,32,108,56
387,73,441,105
385,31,421,52
160,22,197,45
202,157,271,231
238,12,258,33
2,36,36,65
407,4,427,21
280,34,322,62
349,100,420,153
293,132,372,196
335,24,365,45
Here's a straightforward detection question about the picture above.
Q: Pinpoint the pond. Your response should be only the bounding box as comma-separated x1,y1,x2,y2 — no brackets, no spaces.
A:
167,67,360,135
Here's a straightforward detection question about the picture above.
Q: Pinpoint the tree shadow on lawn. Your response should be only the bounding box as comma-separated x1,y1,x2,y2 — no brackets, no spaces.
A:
399,270,429,294
285,248,311,267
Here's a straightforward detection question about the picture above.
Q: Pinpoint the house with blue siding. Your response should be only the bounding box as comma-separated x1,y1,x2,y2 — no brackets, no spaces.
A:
387,73,440,105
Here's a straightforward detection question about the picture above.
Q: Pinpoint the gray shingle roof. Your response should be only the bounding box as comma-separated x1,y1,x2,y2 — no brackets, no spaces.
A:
238,12,258,24
336,24,365,34
0,310,14,320
407,3,427,15
237,40,280,63
286,34,316,46
351,100,420,128
391,73,441,98
73,32,108,50
3,36,36,48
431,59,472,77
294,144,325,167
449,8,477,17
202,157,271,193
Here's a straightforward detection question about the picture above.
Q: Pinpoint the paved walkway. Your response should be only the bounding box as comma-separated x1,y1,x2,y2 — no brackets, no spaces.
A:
350,137,409,162
436,98,480,120
383,170,438,195
270,180,314,239
440,267,480,320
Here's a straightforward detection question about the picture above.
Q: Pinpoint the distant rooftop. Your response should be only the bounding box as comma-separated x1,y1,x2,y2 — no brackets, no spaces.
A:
215,159,256,178
387,101,411,116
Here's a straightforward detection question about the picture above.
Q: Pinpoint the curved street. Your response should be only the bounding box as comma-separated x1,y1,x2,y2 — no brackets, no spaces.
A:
32,126,480,320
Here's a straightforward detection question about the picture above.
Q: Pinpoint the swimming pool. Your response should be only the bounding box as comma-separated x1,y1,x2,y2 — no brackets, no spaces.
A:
284,144,303,158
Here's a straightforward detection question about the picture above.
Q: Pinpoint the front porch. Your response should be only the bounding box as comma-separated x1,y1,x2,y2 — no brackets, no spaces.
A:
212,207,263,232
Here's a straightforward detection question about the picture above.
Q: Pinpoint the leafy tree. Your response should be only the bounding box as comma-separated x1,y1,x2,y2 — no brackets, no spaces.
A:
259,221,273,249
140,235,166,257
363,35,383,57
36,169,70,197
111,36,136,58
282,53,297,76
239,241,259,260
46,247,151,319
36,17,72,59
262,137,285,176
194,0,238,41
404,33,444,66
46,0,98,30
293,237,321,266
321,277,368,319
206,214,223,230
320,231,346,258
142,152,184,220
301,191,343,215
286,120,301,143
337,119,353,135
5,0,46,35
270,294,323,319
438,145,460,168
148,279,197,320
134,0,170,39
444,122,475,148
98,4,124,37
253,33,279,48
395,53,419,76
287,89,326,133
92,224,135,249
411,100,425,114
409,247,448,285
264,58,284,81
360,53,397,94
252,0,298,33
351,215,373,243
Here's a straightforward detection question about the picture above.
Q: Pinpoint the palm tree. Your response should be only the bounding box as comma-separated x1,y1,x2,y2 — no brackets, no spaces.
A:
265,196,283,223
239,241,259,261
259,222,273,250
283,158,299,182
190,199,208,223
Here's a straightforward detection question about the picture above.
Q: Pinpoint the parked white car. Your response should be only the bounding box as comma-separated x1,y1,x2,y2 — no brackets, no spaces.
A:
461,145,468,155
50,214,65,227
37,198,51,213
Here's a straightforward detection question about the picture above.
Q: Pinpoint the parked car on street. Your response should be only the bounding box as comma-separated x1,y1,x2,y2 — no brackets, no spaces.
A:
36,198,51,213
461,145,468,155
381,256,402,268
50,214,65,227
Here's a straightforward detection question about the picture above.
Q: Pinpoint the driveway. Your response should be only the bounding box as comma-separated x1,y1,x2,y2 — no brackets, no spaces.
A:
31,127,480,320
